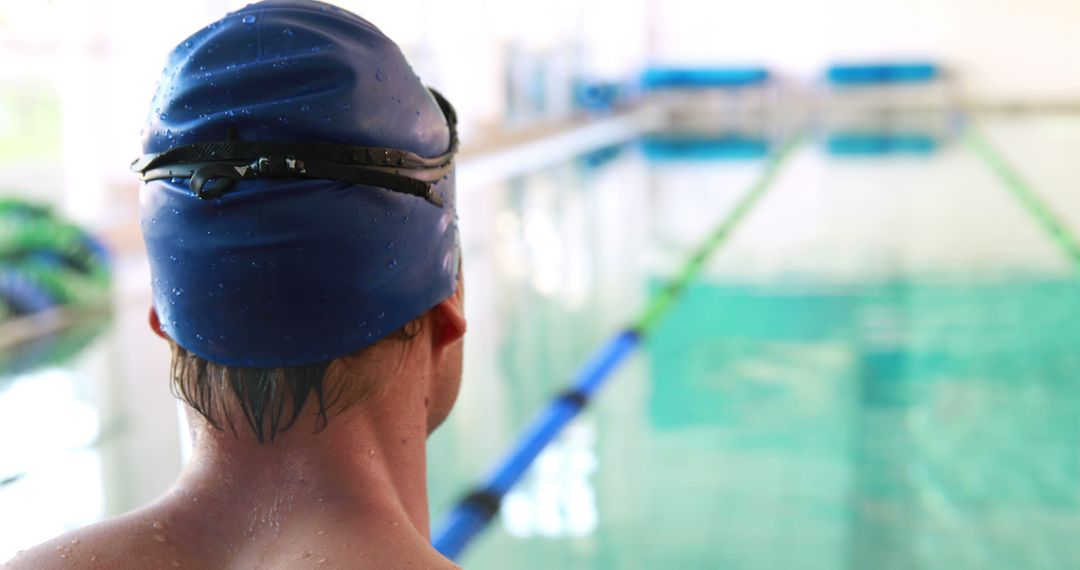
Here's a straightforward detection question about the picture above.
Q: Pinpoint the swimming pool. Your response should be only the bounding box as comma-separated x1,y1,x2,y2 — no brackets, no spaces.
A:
2,113,1079,568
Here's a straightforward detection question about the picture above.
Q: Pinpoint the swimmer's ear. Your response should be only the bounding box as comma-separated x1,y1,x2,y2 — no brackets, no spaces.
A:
148,307,171,341
429,296,466,350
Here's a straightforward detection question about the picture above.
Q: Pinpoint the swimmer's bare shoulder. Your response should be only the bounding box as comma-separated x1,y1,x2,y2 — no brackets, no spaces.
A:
4,503,460,569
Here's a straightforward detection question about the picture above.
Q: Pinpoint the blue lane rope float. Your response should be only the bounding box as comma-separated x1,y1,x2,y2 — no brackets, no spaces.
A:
432,135,802,561
826,61,940,86
825,131,941,157
641,134,771,162
641,66,771,90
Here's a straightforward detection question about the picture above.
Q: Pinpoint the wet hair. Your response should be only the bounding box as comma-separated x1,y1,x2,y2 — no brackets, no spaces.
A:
169,320,421,443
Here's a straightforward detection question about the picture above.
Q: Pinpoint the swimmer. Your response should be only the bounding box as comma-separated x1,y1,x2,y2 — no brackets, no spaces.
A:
7,1,465,568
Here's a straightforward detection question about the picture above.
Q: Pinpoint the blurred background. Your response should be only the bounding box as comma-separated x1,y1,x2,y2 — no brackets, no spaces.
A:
2,0,1079,568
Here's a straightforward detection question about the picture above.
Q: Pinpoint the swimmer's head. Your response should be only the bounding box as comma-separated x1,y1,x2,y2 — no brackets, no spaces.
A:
136,0,464,441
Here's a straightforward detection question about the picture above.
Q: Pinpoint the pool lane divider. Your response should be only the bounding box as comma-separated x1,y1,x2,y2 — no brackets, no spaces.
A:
432,135,803,561
965,127,1080,273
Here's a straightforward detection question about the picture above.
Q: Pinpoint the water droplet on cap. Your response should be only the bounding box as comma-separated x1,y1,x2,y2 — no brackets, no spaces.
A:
242,15,256,24
387,259,397,270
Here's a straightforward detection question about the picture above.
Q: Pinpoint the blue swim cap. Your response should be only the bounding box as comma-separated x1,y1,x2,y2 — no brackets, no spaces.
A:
135,0,459,367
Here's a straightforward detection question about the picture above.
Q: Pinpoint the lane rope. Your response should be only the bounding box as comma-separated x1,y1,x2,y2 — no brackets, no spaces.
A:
966,126,1080,272
432,134,802,561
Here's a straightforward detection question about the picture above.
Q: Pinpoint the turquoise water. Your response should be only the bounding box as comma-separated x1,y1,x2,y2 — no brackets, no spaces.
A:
641,279,1080,569
2,115,1080,568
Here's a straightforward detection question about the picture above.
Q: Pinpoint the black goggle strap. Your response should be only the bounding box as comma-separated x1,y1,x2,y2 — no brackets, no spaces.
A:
131,88,458,207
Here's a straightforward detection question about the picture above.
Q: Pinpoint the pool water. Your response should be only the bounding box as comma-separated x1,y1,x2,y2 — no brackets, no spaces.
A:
2,114,1080,568
429,114,1080,569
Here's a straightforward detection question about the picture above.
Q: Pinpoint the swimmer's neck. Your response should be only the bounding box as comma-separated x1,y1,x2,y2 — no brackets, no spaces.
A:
170,375,434,542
